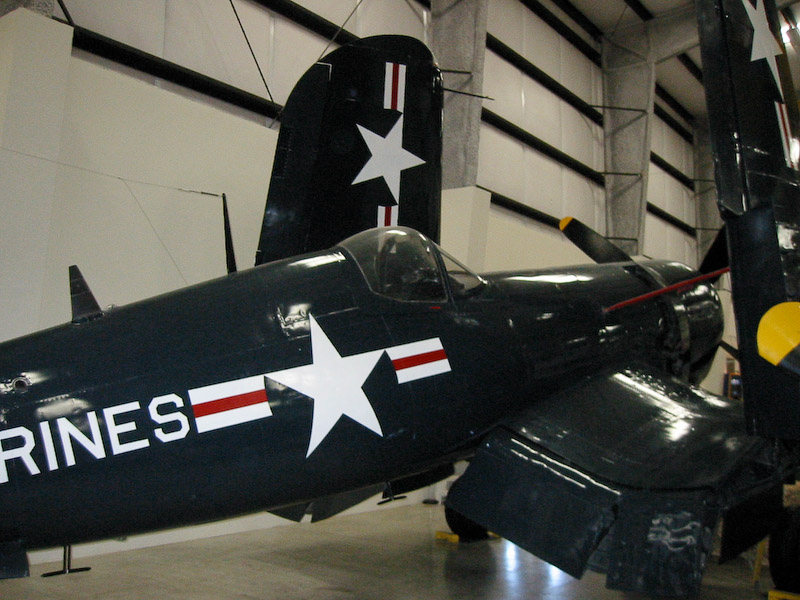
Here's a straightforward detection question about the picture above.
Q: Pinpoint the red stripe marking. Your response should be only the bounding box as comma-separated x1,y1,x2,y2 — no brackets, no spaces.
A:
192,389,268,419
604,267,730,313
391,63,400,110
384,206,393,226
779,103,791,157
392,349,447,371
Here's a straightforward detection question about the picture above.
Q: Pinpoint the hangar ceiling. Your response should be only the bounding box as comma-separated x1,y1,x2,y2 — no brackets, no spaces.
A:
571,0,800,121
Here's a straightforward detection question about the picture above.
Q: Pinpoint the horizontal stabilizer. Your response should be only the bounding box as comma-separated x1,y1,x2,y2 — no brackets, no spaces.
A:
69,265,103,323
446,365,789,595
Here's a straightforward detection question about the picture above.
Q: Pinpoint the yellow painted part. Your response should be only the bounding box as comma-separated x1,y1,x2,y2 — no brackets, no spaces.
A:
769,590,800,600
559,216,573,231
435,531,459,543
757,302,800,366
752,538,767,583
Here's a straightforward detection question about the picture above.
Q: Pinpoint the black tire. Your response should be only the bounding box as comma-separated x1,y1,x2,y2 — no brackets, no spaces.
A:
769,506,800,593
444,506,489,542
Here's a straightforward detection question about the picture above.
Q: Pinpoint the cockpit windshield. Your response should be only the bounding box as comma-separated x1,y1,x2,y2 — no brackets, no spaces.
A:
339,227,486,302
340,227,447,301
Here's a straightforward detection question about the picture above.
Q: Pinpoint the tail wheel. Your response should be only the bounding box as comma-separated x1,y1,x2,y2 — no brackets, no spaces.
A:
769,506,800,593
444,506,489,542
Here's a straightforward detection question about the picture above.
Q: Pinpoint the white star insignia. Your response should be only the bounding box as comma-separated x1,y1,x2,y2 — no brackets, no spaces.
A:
265,315,384,457
742,0,784,99
351,115,426,202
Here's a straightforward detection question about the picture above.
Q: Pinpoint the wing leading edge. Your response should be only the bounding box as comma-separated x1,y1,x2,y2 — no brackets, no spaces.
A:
446,364,792,596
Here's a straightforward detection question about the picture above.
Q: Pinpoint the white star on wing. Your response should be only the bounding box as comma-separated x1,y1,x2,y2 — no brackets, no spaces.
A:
742,0,784,99
351,115,425,202
265,315,384,457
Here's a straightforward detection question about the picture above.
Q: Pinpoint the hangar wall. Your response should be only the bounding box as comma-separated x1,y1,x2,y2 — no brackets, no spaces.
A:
47,0,702,272
0,9,275,342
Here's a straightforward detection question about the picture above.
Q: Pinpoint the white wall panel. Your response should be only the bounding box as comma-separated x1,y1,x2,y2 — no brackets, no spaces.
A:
60,0,167,56
559,39,596,101
521,76,562,150
652,116,694,176
355,0,427,40
560,104,602,171
522,148,563,215
647,166,666,212
487,0,524,56
477,125,526,201
295,0,362,25
485,51,525,125
44,57,274,328
483,0,604,245
648,163,695,227
485,206,588,272
55,1,429,112
269,16,330,105
562,170,605,233
642,213,696,266
164,0,266,98
643,212,668,259
521,6,561,82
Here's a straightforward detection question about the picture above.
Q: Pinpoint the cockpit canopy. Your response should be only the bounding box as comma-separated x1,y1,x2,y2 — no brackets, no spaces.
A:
340,227,485,302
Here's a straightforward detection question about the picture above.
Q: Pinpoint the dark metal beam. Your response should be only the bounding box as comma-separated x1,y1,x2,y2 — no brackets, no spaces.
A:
650,152,695,191
654,104,693,145
548,0,603,41
646,202,696,237
655,84,695,125
71,27,283,120
677,54,703,85
623,0,654,22
249,0,359,46
518,0,600,65
479,186,696,240
478,186,561,229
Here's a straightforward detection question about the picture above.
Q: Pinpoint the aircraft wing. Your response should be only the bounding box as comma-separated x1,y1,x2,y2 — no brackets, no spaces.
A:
446,363,790,596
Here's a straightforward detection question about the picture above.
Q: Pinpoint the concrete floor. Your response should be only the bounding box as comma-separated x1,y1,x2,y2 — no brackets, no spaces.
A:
1,503,773,600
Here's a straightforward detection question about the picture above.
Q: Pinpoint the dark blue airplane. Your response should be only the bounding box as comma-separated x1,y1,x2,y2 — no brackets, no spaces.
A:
1,2,800,595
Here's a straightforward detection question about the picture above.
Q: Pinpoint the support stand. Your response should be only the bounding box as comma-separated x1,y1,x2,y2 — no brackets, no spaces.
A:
41,545,90,577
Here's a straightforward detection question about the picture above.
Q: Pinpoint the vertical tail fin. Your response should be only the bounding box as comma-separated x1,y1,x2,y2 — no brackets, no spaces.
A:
697,0,800,438
255,35,443,266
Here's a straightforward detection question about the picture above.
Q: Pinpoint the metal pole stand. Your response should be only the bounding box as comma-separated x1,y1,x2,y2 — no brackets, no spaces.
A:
41,545,90,577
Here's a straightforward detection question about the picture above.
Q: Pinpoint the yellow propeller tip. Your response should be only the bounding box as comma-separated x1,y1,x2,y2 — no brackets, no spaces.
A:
757,301,800,367
559,216,573,232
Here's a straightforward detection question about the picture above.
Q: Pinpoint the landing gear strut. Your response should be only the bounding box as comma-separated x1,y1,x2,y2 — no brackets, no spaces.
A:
769,507,800,593
444,506,489,542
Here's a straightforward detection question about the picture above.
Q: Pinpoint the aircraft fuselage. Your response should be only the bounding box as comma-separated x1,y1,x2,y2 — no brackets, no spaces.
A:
0,229,722,551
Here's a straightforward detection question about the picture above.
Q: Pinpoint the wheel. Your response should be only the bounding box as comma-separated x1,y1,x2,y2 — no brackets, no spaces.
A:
444,506,488,542
769,506,800,593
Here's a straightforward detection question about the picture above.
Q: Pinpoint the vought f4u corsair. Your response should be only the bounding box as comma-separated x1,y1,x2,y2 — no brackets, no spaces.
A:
2,3,800,596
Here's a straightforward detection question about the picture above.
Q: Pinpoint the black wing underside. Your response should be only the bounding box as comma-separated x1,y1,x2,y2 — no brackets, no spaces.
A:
446,364,790,596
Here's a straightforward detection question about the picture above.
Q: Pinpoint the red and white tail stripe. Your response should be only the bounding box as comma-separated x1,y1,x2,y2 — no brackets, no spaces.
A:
384,62,406,112
386,338,451,384
189,375,272,433
776,101,798,169
378,204,398,227
377,62,407,228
